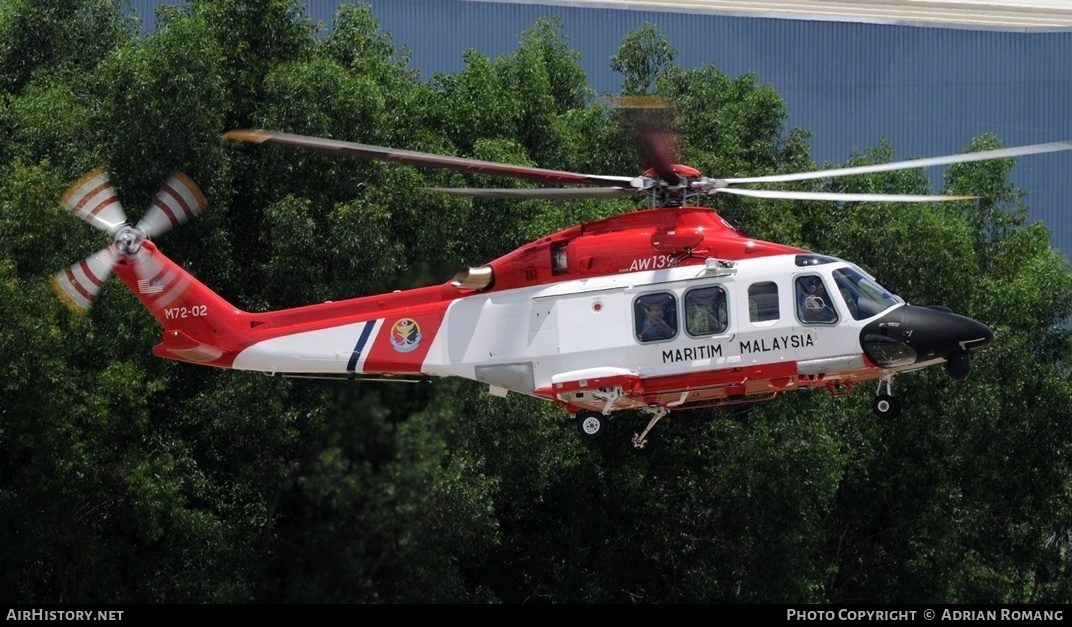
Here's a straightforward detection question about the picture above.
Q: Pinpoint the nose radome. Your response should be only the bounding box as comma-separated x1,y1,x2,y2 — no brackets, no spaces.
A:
958,314,995,352
861,305,994,371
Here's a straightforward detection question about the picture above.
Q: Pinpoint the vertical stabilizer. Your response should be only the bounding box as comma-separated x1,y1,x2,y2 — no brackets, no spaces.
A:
111,242,248,366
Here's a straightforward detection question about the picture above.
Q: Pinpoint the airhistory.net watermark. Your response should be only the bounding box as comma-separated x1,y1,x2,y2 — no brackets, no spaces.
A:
6,609,123,621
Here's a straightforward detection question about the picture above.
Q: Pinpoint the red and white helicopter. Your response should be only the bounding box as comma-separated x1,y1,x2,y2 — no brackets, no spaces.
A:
52,111,1072,450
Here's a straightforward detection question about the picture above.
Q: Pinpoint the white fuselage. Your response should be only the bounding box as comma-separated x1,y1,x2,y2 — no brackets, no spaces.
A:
419,254,897,395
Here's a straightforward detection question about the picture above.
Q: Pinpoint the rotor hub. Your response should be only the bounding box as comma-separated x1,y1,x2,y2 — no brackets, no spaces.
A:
113,225,144,257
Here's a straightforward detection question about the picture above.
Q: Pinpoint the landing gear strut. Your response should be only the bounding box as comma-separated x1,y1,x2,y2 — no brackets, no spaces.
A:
632,406,668,452
872,376,901,420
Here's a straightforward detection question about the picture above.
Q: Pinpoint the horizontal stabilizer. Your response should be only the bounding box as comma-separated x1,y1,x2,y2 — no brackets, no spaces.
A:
153,329,226,363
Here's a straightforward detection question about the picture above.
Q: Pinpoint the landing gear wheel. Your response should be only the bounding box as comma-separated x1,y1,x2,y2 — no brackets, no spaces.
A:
872,394,901,420
576,410,608,441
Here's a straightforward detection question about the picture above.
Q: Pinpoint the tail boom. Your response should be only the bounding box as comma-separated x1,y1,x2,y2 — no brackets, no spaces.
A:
113,242,453,374
229,300,449,376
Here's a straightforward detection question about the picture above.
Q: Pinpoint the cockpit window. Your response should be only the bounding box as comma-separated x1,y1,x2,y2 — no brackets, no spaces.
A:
832,267,902,320
796,275,839,325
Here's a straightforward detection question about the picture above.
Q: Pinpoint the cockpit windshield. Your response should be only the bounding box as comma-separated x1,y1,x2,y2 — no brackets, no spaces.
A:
831,267,902,320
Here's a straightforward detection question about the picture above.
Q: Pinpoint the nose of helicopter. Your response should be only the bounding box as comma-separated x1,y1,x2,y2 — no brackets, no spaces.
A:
860,305,994,381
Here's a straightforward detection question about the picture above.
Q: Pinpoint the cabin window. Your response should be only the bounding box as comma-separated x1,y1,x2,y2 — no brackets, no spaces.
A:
634,292,678,343
832,267,901,320
685,285,728,336
748,282,779,323
795,275,839,324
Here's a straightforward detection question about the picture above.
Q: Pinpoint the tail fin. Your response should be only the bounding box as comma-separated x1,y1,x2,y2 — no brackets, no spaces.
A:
112,241,249,366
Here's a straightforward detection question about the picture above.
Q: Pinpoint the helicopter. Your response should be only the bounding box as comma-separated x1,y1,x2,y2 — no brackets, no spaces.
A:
51,108,1072,450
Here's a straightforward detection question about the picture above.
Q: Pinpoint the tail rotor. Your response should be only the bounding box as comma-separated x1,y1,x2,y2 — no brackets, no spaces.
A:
52,168,207,314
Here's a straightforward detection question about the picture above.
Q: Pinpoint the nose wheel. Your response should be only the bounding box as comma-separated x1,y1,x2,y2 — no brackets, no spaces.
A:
872,394,901,419
872,376,901,420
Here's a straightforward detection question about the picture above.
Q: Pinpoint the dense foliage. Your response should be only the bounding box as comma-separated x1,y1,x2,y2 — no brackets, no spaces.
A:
1,0,1070,603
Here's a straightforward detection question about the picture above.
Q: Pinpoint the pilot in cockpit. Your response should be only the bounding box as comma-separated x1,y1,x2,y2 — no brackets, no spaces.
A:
798,276,838,324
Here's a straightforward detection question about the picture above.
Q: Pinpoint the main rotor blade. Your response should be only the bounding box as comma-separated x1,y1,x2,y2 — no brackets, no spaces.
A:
225,130,635,188
62,168,128,234
135,171,208,239
716,188,979,202
426,187,639,200
724,140,1072,185
51,246,117,314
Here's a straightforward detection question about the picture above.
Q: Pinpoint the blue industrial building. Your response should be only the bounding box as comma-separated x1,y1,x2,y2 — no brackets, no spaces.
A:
130,0,1072,257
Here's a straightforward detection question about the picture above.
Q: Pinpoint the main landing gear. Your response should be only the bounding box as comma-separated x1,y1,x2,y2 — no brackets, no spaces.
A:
575,410,608,441
573,405,667,454
872,375,901,420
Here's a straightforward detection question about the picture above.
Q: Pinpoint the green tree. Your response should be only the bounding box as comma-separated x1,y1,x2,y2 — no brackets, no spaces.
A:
610,22,677,96
0,0,135,96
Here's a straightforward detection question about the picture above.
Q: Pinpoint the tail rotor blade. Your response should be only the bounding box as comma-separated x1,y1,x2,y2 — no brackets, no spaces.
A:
135,172,207,239
62,168,127,233
50,247,117,314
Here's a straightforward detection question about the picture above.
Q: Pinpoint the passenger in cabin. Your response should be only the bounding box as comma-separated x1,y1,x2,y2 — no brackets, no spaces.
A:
797,276,838,324
635,293,677,341
685,286,728,335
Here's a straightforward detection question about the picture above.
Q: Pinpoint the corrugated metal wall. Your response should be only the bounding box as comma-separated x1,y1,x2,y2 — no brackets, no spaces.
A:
129,0,1072,257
